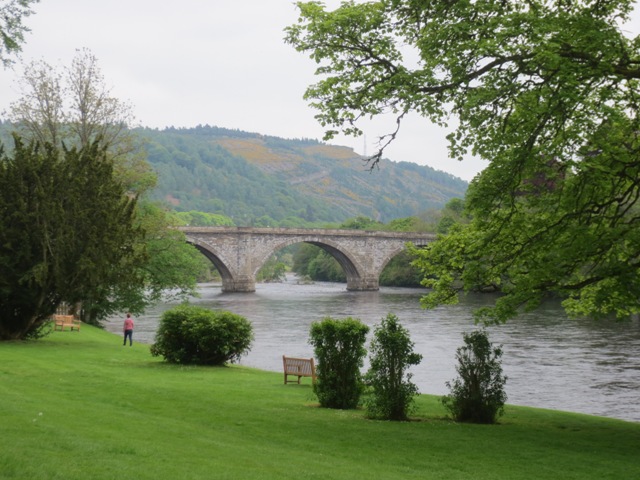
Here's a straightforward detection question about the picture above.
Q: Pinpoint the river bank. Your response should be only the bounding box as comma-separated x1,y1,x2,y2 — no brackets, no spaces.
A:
104,279,640,423
3,327,638,479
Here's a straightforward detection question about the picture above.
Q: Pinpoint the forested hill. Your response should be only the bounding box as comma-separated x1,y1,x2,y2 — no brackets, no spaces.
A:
138,125,467,225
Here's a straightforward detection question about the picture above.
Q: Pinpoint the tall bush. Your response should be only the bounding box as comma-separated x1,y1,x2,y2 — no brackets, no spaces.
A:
150,304,253,365
442,329,507,424
365,313,422,421
309,317,369,409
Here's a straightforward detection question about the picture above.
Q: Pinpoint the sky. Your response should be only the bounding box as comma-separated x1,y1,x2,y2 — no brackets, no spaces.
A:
1,1,639,182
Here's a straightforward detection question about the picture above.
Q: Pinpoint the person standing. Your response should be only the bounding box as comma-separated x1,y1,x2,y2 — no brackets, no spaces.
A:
123,313,134,346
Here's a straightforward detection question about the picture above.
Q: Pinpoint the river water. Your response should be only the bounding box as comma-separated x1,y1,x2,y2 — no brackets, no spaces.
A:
104,277,640,423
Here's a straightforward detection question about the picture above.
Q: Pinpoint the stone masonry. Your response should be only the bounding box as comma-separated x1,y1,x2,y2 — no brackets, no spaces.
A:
179,226,435,292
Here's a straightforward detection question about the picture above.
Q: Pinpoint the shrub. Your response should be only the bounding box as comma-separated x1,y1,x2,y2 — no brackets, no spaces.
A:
309,316,369,409
150,304,253,365
442,329,507,424
365,313,422,421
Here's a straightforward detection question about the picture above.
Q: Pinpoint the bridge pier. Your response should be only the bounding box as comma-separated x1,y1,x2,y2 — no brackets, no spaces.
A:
221,275,255,293
346,276,380,291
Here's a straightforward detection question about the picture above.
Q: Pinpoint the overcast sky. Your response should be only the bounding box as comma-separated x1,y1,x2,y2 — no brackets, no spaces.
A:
2,1,639,181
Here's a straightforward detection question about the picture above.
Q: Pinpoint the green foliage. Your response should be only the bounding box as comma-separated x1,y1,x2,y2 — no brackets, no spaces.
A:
442,330,507,424
0,136,145,340
383,216,430,232
141,126,338,224
256,256,287,283
379,251,422,287
0,0,39,67
292,243,343,282
287,0,640,322
309,316,369,409
292,243,320,275
308,249,346,282
76,201,211,324
339,216,383,230
150,304,253,365
293,243,421,286
174,210,235,227
135,203,210,302
365,313,422,421
436,198,469,235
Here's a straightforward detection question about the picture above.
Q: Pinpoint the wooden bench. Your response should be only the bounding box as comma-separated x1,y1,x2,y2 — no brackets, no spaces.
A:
53,314,81,331
283,355,316,384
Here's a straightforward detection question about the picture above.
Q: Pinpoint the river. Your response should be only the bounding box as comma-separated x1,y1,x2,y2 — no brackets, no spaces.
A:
104,276,640,423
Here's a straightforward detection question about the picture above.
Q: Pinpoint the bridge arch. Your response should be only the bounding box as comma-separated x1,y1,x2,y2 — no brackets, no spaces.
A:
187,237,245,292
375,238,430,279
251,236,366,290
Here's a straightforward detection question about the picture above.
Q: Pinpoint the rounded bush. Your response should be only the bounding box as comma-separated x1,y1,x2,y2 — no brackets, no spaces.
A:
150,304,253,365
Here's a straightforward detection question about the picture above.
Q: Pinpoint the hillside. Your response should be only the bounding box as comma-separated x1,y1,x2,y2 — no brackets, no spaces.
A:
138,125,467,224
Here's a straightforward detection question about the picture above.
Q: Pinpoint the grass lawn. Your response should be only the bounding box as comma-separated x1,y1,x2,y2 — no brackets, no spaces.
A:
0,325,638,480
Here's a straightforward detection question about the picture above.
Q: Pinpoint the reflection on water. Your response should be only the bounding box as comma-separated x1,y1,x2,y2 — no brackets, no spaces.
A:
104,277,640,423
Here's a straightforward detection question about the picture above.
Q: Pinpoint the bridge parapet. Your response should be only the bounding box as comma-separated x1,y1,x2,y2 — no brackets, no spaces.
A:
179,226,434,240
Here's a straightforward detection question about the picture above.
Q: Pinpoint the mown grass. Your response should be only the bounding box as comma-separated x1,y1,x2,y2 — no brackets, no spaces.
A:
0,325,638,480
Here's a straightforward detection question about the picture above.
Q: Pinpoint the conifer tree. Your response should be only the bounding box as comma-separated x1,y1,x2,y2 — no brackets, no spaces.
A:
0,137,145,340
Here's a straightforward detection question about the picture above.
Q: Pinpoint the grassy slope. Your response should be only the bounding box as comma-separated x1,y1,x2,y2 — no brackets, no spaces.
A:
0,326,638,480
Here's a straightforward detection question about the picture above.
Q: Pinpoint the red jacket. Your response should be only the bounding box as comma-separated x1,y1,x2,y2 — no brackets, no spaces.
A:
124,318,134,331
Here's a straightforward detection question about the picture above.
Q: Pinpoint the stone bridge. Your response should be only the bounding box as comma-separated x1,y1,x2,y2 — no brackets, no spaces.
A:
179,226,435,292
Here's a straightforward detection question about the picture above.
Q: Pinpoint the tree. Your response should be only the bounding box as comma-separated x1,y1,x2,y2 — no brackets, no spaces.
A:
287,1,640,322
383,216,426,233
6,50,203,325
7,58,64,146
339,216,383,231
256,255,287,283
79,201,210,323
174,210,235,227
0,0,38,67
9,48,143,169
365,313,422,421
8,49,156,197
442,329,507,424
435,198,468,235
0,137,145,340
378,250,422,287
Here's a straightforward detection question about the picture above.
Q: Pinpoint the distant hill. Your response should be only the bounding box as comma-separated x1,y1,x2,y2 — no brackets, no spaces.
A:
138,125,467,225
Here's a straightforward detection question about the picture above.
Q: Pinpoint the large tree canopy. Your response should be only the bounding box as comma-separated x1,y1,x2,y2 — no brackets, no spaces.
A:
286,0,640,322
0,137,145,340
